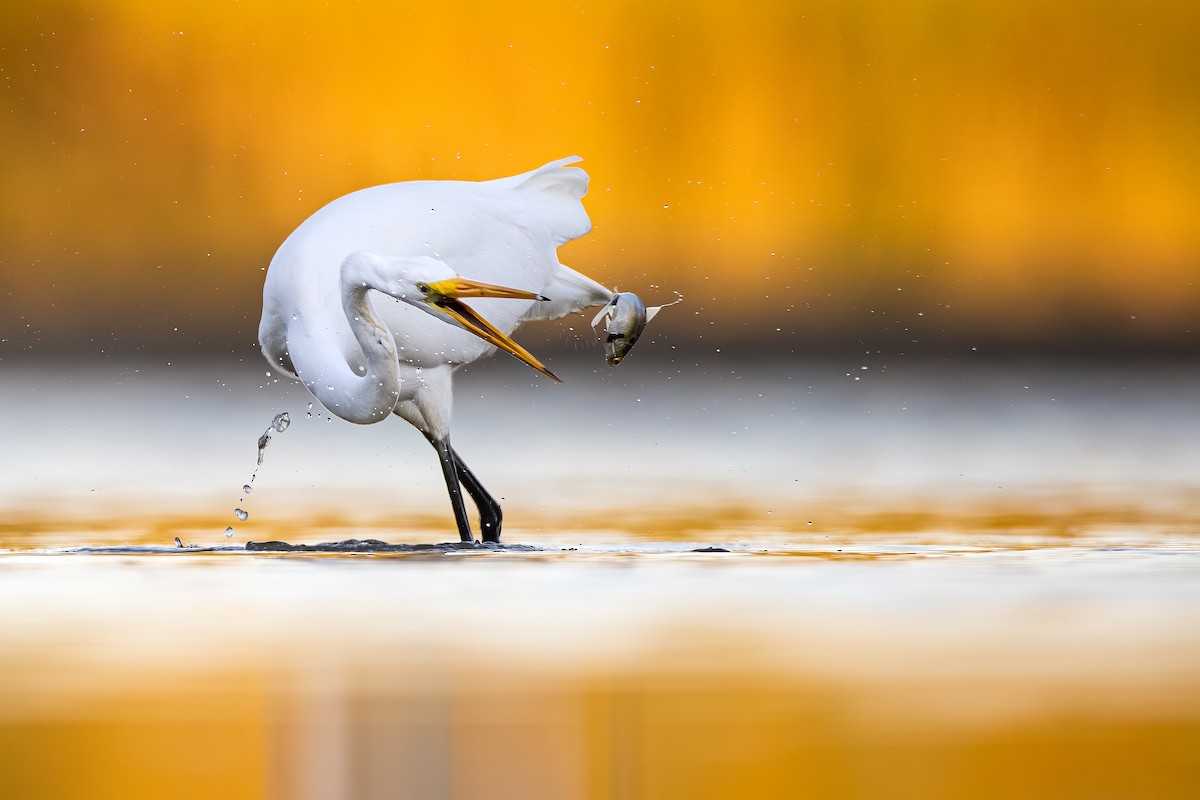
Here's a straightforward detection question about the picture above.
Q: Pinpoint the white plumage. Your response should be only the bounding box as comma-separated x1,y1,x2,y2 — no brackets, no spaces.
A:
258,156,613,543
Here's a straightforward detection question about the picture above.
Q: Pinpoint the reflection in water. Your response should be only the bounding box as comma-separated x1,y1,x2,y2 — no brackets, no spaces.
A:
1,359,1199,797
1,542,1199,798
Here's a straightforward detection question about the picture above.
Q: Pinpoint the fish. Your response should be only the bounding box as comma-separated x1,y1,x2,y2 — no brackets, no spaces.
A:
590,291,680,366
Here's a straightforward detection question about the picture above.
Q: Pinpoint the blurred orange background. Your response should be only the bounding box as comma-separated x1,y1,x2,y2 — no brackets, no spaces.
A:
1,0,1198,356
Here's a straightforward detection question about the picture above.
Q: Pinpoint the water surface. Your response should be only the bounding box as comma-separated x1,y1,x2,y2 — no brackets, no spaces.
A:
2,357,1198,798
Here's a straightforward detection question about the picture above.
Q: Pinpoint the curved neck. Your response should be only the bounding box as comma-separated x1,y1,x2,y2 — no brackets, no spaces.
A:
293,283,401,424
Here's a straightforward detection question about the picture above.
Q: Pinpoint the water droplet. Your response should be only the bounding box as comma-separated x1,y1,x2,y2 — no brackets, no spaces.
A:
242,484,253,494
234,508,248,521
224,527,235,538
256,431,270,465
272,412,291,432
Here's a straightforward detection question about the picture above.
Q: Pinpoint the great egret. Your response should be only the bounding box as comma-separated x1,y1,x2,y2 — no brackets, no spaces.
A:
259,156,613,544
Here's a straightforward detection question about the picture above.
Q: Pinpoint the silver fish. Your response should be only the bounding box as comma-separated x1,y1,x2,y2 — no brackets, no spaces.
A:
591,291,680,366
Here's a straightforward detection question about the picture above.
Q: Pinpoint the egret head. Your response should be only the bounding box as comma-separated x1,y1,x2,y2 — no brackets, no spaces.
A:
344,252,560,381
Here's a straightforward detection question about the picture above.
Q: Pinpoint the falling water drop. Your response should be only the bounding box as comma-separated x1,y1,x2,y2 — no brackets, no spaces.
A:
245,410,290,529
256,430,270,465
225,527,235,538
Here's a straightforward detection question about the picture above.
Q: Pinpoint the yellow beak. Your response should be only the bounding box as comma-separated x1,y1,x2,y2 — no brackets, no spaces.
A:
424,277,561,382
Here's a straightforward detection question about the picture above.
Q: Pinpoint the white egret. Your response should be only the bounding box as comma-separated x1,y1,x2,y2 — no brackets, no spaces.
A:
258,156,613,544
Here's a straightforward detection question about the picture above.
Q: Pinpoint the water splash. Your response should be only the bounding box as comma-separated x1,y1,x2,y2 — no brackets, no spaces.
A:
256,411,291,465
233,410,290,541
256,430,270,466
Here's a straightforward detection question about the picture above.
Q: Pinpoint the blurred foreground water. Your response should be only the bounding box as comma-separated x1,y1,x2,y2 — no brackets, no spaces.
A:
2,354,1199,798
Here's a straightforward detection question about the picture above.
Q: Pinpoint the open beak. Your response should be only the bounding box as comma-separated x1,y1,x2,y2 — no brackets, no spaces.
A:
424,278,561,382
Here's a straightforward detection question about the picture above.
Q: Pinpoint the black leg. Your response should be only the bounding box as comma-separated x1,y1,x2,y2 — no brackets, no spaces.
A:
451,447,502,543
432,437,474,543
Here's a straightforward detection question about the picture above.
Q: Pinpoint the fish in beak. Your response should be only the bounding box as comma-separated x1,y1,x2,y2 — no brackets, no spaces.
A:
421,277,561,382
591,290,682,366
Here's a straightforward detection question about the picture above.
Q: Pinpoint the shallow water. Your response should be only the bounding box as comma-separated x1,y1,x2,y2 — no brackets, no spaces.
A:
2,356,1199,798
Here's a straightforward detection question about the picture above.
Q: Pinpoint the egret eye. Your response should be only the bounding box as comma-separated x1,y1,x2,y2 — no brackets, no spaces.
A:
416,283,431,294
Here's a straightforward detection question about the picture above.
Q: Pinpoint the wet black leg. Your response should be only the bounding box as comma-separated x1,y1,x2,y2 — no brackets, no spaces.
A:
432,437,474,543
451,447,502,543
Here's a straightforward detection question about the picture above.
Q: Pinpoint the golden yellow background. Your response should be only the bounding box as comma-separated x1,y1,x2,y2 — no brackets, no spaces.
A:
5,6,1200,798
2,0,1197,355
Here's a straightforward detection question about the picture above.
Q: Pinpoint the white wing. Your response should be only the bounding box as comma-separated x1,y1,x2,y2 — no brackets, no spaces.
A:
262,157,613,371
